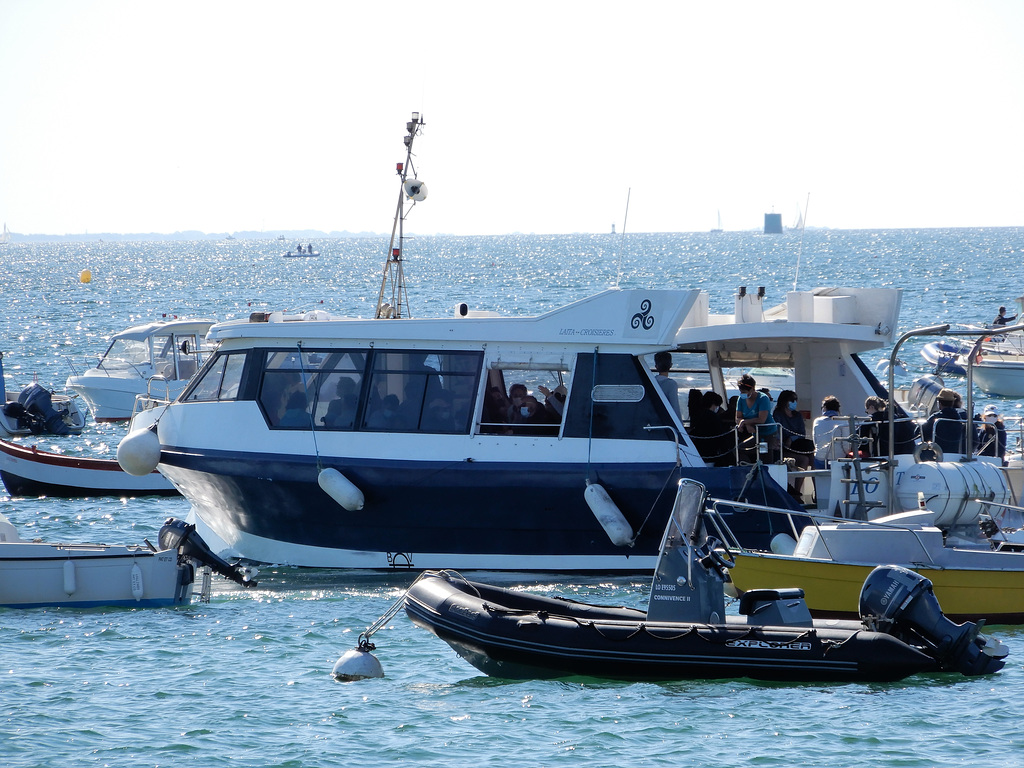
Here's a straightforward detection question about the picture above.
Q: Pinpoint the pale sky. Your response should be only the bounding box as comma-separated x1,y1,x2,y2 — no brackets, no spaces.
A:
2,0,1022,237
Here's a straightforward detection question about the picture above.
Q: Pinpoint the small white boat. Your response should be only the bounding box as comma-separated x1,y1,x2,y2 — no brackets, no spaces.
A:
968,355,1024,397
0,438,177,497
65,318,214,422
2,352,87,438
0,514,256,609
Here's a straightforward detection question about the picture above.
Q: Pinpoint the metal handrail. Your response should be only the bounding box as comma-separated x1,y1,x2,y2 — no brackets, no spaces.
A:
704,496,942,565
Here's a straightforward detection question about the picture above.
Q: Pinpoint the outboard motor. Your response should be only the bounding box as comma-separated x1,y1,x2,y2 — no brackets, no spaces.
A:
18,383,72,435
159,518,257,588
859,565,1007,676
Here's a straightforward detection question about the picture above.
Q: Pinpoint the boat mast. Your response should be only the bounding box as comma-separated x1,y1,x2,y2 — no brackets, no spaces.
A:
375,112,426,319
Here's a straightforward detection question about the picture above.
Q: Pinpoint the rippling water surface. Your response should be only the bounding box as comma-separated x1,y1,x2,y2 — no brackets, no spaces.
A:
3,229,1024,767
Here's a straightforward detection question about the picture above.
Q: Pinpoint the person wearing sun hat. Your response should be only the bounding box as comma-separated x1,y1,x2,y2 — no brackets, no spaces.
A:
976,404,1007,463
922,388,967,454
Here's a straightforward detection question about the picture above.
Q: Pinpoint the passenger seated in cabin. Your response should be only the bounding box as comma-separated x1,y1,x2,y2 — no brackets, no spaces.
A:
480,385,511,433
420,390,459,433
653,351,681,419
511,394,557,435
366,394,401,430
505,383,529,422
322,378,359,429
537,383,567,421
688,390,735,466
773,390,813,496
735,374,778,463
278,391,310,427
812,395,851,468
859,395,918,456
976,404,1007,464
921,388,966,455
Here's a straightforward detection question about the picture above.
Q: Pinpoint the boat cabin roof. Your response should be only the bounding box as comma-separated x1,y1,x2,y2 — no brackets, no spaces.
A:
111,319,217,342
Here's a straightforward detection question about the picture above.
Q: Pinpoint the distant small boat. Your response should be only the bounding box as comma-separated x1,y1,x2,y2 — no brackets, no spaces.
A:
0,222,10,245
283,245,319,257
710,210,723,233
0,438,177,498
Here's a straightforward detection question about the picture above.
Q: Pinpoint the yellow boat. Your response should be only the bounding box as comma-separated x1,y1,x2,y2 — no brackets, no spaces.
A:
708,491,1024,624
729,549,1024,624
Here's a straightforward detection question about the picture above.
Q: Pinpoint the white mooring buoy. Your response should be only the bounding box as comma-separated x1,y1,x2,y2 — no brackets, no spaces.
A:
332,646,384,681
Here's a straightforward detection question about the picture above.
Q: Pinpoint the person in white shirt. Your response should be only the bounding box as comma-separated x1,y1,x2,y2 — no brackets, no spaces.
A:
812,395,850,468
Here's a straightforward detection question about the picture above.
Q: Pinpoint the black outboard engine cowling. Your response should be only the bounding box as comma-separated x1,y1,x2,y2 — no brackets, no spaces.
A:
159,518,257,588
17,383,71,435
859,565,1007,676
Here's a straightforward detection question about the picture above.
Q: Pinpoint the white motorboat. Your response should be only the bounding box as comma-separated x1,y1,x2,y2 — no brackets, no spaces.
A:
2,352,87,438
0,514,255,609
0,438,177,497
65,318,214,422
117,113,965,572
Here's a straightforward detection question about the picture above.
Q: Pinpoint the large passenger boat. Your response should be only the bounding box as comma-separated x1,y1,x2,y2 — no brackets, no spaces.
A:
118,114,913,570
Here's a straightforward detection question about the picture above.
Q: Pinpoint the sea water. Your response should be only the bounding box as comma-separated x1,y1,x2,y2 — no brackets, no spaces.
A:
2,229,1024,767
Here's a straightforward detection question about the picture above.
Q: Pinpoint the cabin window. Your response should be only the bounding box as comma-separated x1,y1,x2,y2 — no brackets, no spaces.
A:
362,351,481,433
254,348,481,433
258,350,367,429
562,353,674,440
100,338,151,369
185,352,247,402
478,366,569,436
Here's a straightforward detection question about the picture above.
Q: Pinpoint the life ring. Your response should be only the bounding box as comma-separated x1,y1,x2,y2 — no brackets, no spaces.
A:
913,441,943,463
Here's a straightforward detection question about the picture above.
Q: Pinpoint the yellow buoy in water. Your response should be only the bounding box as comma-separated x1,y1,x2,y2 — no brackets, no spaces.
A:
79,269,92,283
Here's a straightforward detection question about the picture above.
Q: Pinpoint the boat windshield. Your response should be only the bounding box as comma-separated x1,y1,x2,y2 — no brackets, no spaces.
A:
99,338,152,371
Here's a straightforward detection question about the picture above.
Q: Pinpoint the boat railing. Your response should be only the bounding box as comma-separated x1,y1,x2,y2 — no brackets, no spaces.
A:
702,497,943,566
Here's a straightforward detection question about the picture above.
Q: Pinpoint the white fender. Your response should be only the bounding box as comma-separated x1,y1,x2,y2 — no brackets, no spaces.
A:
130,562,144,600
584,482,634,547
117,427,162,476
63,560,76,595
770,533,797,555
318,468,365,511
332,647,384,681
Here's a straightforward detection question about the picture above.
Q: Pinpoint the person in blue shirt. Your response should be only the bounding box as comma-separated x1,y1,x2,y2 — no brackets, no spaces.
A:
735,373,777,462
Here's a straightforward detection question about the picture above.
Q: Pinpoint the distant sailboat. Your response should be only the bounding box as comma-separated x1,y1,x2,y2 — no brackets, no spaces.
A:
792,211,805,231
0,223,10,245
710,210,723,233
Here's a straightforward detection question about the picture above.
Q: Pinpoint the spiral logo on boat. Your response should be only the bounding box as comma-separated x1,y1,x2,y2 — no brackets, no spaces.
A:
631,299,655,330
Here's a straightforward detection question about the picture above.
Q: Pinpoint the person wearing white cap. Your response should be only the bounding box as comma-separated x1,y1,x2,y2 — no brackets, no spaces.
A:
976,404,1007,463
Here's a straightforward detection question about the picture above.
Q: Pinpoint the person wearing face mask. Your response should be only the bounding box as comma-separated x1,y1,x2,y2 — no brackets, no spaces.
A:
511,393,557,435
689,390,735,466
735,374,778,463
859,395,918,457
774,390,813,495
505,382,529,423
420,390,459,433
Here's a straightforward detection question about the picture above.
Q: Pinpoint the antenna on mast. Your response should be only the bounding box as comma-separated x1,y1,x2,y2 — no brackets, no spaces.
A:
376,112,427,319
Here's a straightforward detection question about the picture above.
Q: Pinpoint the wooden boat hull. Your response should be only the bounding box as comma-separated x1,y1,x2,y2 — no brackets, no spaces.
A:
0,438,177,497
729,552,1024,624
404,571,946,682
